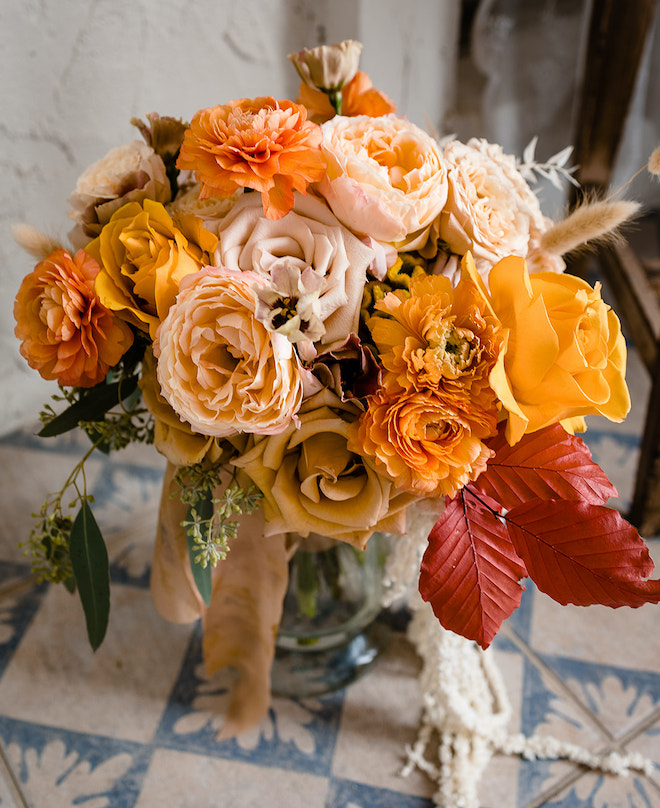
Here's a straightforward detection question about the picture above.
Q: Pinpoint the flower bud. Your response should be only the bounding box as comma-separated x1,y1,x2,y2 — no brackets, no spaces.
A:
288,39,363,92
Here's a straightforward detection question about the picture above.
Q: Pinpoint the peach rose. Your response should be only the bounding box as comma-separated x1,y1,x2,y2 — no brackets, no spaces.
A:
176,98,327,220
68,141,171,245
463,254,631,444
440,138,544,277
318,114,447,249
154,267,304,437
14,248,133,387
233,389,415,548
139,347,223,466
86,199,217,338
349,384,496,499
213,192,375,357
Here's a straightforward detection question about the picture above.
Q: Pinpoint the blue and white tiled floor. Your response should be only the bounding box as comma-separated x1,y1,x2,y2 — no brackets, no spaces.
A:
0,334,658,807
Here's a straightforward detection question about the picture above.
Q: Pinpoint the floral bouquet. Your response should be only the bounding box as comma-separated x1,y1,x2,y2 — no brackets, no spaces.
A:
13,39,660,737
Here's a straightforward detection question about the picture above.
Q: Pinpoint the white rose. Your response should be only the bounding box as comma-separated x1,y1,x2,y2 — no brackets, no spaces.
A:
440,138,543,277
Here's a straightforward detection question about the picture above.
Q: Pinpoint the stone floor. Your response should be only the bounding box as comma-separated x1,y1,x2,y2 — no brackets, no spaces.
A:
0,322,658,807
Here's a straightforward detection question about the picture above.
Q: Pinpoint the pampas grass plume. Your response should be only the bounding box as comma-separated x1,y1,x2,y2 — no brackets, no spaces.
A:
648,146,660,178
11,224,64,261
540,199,640,257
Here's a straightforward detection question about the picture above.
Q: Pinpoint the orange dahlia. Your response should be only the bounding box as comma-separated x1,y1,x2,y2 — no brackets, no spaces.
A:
176,97,326,220
14,248,134,388
369,272,503,410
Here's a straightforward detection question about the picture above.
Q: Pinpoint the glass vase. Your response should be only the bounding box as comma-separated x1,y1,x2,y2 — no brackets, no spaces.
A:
271,532,389,698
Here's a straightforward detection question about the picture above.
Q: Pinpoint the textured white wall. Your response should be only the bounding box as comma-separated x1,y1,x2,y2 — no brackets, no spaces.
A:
0,0,461,434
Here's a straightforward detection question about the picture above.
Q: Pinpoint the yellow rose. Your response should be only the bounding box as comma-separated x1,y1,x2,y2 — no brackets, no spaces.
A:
232,389,416,548
464,255,631,444
86,199,217,338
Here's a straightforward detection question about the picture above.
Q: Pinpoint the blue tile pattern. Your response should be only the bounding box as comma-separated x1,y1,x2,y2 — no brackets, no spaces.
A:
0,342,658,806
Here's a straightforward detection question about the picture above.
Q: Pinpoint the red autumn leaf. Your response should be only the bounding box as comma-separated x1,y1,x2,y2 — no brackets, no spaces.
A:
419,488,527,649
476,423,618,509
506,499,660,608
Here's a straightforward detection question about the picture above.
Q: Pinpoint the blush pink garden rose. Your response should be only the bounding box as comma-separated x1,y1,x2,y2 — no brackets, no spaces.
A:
317,114,448,249
440,138,555,277
154,266,305,437
212,192,375,358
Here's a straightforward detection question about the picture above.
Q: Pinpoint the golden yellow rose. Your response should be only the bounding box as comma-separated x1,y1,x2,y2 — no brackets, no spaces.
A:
464,254,631,444
86,199,217,338
232,389,415,548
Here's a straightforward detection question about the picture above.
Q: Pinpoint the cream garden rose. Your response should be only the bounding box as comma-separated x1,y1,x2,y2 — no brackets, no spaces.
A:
233,389,415,548
68,141,171,243
440,138,545,276
154,266,305,437
213,192,375,357
317,114,448,248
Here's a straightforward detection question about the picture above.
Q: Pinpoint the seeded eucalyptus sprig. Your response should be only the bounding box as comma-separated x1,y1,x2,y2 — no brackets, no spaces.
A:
23,362,154,651
173,462,263,605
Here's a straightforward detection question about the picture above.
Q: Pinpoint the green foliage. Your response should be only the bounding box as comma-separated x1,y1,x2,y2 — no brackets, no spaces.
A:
174,463,263,605
21,510,75,587
70,501,110,651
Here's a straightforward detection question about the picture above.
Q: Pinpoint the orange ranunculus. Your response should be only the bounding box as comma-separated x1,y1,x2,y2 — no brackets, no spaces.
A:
14,248,134,387
298,70,397,123
369,272,503,411
86,199,217,339
462,254,631,444
348,384,496,499
176,97,327,221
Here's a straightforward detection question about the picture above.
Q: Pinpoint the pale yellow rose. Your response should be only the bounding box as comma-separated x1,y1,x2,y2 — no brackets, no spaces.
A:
86,199,217,338
213,192,374,356
463,254,631,444
232,389,416,548
154,267,304,438
68,141,171,245
317,114,448,248
440,139,542,277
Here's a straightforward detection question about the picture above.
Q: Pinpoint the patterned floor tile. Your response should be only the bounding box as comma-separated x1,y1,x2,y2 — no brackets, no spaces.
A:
332,633,434,798
134,748,329,808
0,721,149,808
0,583,192,744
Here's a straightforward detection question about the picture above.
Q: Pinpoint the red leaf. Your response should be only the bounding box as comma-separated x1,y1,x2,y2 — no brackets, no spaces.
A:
419,489,527,649
506,499,660,608
476,424,618,509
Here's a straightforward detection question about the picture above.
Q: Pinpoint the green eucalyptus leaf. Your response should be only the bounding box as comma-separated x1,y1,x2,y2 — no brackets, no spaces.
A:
39,375,140,438
69,501,110,651
185,494,214,607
